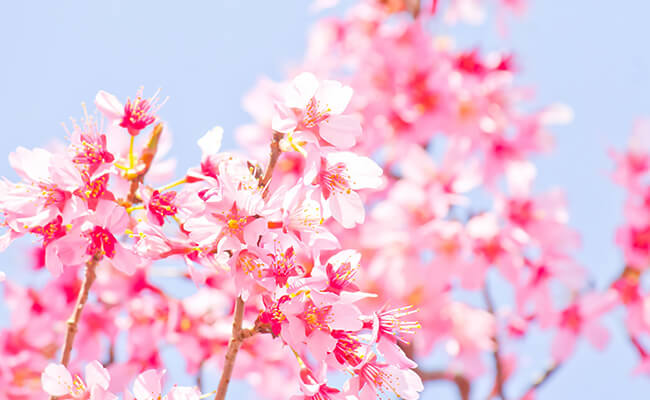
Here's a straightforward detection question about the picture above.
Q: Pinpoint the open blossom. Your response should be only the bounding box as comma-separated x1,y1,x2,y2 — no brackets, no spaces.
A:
550,293,616,362
305,150,383,228
347,355,424,400
273,72,362,150
95,88,164,136
291,365,344,400
41,361,116,400
82,200,141,274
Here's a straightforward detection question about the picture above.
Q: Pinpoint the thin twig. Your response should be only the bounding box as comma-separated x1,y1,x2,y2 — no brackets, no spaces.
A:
259,131,284,198
416,368,471,400
519,363,561,399
630,335,648,358
48,255,99,400
59,256,99,366
197,359,204,392
483,284,506,400
214,297,246,400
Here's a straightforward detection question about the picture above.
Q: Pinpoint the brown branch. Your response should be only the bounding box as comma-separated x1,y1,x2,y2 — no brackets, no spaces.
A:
197,359,204,392
59,256,99,365
214,296,246,400
259,131,284,198
48,255,99,400
127,123,164,205
630,335,648,358
417,369,471,400
519,363,561,399
483,285,506,400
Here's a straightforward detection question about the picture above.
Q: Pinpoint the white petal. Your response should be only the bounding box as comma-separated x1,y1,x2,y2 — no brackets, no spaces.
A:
41,363,73,396
95,90,124,120
85,360,110,390
197,126,224,158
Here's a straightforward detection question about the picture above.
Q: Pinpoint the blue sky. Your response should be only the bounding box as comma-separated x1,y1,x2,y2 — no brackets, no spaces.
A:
1,1,649,398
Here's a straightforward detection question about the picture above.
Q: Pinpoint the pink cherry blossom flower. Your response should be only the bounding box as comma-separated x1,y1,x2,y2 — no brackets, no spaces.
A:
305,151,383,228
41,361,116,400
347,354,423,400
550,292,616,362
273,72,362,149
83,200,141,274
96,88,165,136
291,365,344,400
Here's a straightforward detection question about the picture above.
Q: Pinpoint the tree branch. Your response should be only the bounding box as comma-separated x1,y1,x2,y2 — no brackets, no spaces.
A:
519,363,561,399
214,297,246,400
483,285,506,400
420,369,471,400
59,256,99,366
49,255,99,400
197,359,204,392
259,131,284,198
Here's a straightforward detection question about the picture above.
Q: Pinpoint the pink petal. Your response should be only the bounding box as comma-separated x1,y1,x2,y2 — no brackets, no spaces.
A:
319,114,361,149
41,363,73,396
166,387,201,400
551,329,576,362
377,337,417,369
329,303,362,331
9,147,52,183
584,322,609,350
307,329,337,361
111,243,140,275
286,72,320,109
315,80,353,115
133,370,164,400
44,243,65,276
328,190,364,229
197,126,223,158
91,386,118,400
95,90,124,120
85,360,110,390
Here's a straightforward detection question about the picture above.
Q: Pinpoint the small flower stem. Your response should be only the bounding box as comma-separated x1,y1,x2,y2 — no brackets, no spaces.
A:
157,178,187,192
259,131,284,198
214,296,246,400
126,205,145,213
48,255,99,400
129,136,135,170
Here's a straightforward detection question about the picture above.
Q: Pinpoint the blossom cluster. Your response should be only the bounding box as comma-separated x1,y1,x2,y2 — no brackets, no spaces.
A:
0,73,425,399
236,0,627,397
611,119,650,374
1,0,648,399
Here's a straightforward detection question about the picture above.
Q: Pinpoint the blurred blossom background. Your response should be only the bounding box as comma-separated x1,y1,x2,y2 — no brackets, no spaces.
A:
1,1,649,398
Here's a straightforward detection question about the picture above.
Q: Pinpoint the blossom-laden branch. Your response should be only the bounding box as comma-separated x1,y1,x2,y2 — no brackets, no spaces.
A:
214,130,284,399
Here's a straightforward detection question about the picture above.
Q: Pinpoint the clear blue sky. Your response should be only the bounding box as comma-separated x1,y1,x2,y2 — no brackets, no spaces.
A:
0,1,649,398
